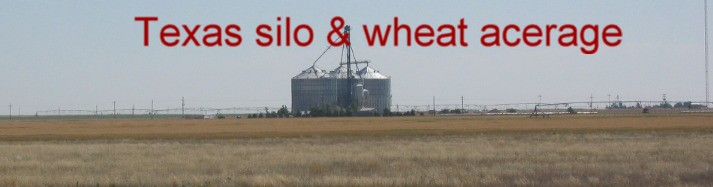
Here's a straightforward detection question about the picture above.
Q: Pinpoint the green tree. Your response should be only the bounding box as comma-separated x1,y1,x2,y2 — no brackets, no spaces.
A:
658,102,672,108
277,105,290,117
383,108,392,117
567,107,576,114
292,111,303,117
684,101,693,109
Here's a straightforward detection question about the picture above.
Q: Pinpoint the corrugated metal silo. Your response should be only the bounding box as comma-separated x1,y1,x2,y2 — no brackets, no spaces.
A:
291,66,337,112
357,66,391,111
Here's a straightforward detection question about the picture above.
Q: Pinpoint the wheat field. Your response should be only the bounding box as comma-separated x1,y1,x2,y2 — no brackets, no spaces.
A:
1,115,712,186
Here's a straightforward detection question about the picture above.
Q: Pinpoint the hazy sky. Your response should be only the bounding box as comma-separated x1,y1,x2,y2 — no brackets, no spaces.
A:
0,0,709,114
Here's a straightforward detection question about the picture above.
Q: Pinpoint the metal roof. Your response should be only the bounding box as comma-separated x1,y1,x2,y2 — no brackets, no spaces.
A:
294,65,389,80
329,65,358,79
293,66,327,79
357,66,389,79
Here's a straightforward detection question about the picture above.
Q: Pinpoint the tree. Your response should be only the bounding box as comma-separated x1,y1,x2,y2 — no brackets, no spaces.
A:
658,102,672,108
452,109,462,114
440,109,451,114
506,108,517,113
610,102,626,109
567,107,577,114
309,107,323,117
383,108,392,117
277,105,290,117
292,111,302,117
684,101,693,109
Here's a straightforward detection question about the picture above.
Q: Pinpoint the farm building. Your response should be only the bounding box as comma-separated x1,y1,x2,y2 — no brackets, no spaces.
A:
291,63,391,114
291,25,391,114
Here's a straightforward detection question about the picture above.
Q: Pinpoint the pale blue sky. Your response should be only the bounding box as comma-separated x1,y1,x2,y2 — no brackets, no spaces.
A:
0,1,708,114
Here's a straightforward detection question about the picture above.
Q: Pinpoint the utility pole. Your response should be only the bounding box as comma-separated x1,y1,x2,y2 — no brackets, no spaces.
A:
707,0,711,107
151,100,154,119
8,103,12,120
462,100,467,112
589,94,594,110
181,97,185,118
113,101,116,119
432,96,436,116
608,94,611,108
538,95,542,105
95,105,98,116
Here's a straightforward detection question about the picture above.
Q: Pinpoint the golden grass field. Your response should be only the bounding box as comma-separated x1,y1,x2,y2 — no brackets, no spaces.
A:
1,115,712,186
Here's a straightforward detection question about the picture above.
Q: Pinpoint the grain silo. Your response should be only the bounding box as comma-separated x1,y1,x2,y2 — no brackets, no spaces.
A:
357,65,391,111
291,66,337,112
290,25,391,114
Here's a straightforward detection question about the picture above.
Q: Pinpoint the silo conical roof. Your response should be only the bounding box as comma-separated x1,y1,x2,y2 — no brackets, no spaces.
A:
293,66,326,79
329,65,359,79
357,66,389,79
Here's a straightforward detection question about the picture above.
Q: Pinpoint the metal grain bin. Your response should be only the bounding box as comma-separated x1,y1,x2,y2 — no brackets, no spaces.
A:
357,66,391,112
291,64,391,113
291,66,337,113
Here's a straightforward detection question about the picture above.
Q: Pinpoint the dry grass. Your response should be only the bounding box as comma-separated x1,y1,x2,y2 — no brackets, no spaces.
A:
1,132,713,186
1,115,713,186
0,115,712,140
